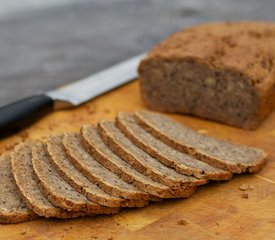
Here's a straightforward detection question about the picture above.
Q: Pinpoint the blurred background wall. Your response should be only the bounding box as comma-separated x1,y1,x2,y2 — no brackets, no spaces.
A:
1,0,274,106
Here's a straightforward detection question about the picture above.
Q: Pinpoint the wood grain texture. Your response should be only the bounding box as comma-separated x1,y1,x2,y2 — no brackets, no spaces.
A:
0,81,275,239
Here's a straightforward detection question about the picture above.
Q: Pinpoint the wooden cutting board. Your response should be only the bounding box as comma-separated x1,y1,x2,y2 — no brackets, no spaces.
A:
1,81,275,240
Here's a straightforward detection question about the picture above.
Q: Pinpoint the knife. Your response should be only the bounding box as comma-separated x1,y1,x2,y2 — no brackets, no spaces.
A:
0,52,146,135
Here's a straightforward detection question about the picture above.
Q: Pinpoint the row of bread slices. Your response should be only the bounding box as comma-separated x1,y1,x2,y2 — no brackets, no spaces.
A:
0,111,267,224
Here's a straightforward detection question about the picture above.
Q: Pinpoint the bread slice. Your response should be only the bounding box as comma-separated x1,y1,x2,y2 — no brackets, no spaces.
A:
138,21,275,129
11,143,90,219
47,135,123,208
135,111,267,173
80,126,197,199
62,133,150,207
116,112,232,181
32,143,119,215
98,121,208,186
0,154,38,224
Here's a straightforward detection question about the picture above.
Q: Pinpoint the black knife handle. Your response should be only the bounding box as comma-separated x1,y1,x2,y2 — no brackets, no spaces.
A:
0,94,53,136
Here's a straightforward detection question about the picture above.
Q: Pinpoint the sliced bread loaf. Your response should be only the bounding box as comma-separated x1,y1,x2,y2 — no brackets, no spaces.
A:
116,112,232,181
135,111,267,173
11,143,89,219
32,143,119,214
47,135,123,208
98,121,208,186
0,154,37,224
62,133,150,207
80,126,197,199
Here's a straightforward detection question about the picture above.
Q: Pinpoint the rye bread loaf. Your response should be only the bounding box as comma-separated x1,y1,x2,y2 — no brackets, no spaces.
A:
0,154,38,224
80,126,197,199
135,111,267,173
47,135,123,208
11,143,89,219
62,133,150,207
138,21,275,129
116,112,232,181
98,121,207,186
32,143,119,215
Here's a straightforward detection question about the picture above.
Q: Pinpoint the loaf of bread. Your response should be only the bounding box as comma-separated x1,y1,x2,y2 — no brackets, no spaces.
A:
138,21,275,129
0,111,267,224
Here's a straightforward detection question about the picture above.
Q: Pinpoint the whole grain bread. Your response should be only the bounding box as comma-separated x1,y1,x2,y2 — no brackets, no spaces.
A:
98,120,207,186
2,109,267,224
0,154,38,224
62,133,150,207
80,126,197,199
47,135,123,208
135,111,267,173
32,143,119,215
138,21,275,129
116,112,232,181
11,143,90,219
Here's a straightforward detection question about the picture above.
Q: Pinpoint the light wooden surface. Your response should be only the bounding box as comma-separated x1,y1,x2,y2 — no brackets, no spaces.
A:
0,81,275,239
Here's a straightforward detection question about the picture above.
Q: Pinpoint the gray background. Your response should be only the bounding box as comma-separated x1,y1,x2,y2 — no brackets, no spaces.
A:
1,0,274,106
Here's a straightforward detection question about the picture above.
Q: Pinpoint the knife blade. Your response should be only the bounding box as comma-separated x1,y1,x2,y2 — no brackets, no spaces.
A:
0,52,146,135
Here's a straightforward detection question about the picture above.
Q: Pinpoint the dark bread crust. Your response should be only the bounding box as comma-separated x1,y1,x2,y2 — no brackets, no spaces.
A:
32,143,119,215
47,135,123,208
0,154,38,224
116,112,232,181
11,143,91,219
62,133,150,205
138,21,275,129
98,121,206,187
135,111,267,174
2,110,267,224
81,125,196,199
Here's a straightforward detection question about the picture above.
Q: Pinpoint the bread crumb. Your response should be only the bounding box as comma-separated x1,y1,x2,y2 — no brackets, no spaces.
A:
178,219,188,225
197,129,208,134
239,184,253,191
18,130,29,141
4,142,19,152
241,193,249,198
20,231,27,235
103,108,111,114
107,237,113,240
86,105,96,115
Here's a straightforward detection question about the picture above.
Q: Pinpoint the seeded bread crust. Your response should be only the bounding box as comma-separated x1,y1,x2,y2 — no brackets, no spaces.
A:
116,112,232,181
32,143,119,215
62,133,150,206
138,21,275,129
0,154,38,224
81,126,196,199
135,111,267,173
11,143,89,219
47,135,123,208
